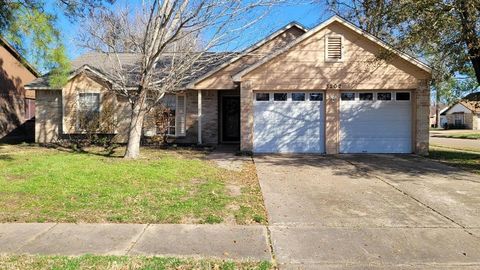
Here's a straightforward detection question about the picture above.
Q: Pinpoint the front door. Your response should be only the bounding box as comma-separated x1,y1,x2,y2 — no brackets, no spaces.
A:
222,96,240,142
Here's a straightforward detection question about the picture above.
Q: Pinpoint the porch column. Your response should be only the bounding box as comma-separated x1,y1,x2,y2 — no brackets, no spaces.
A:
198,89,202,145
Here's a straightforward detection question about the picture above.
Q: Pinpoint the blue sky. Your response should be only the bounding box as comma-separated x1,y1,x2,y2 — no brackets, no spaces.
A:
52,1,332,60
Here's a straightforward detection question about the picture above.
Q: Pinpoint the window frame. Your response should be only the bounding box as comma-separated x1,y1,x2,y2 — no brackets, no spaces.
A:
76,91,101,132
395,91,411,101
325,34,344,62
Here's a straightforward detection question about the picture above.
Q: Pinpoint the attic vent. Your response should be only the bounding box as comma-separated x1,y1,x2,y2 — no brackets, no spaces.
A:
326,36,343,61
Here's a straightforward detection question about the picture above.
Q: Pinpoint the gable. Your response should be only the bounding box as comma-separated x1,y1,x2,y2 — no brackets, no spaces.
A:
0,42,38,99
445,103,472,114
235,18,432,91
192,24,306,90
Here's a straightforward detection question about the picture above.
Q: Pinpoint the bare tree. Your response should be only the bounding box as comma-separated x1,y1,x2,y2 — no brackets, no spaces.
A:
79,0,282,159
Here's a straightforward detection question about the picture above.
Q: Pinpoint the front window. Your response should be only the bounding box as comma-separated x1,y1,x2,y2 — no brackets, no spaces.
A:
156,94,176,136
274,93,287,101
78,93,100,130
454,113,464,126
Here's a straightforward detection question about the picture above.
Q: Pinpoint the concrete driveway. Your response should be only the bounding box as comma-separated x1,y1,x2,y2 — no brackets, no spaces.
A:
255,155,480,269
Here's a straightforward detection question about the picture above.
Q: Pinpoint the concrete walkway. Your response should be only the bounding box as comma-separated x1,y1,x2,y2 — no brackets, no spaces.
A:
0,223,271,261
430,136,480,152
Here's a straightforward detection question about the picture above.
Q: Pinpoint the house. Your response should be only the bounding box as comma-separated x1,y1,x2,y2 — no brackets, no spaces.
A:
25,16,432,154
429,104,448,127
441,92,480,129
0,36,39,141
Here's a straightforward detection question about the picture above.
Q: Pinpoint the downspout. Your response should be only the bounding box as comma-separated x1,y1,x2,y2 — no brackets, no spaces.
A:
198,90,202,145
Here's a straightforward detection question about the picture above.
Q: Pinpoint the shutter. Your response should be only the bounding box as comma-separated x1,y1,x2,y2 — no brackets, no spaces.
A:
326,36,342,60
175,94,186,136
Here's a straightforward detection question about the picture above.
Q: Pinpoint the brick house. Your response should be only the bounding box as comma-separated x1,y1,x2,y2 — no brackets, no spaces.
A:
441,92,480,130
0,36,39,141
26,16,432,154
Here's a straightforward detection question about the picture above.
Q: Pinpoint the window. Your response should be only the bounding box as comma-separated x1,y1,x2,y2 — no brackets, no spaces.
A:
156,94,176,136
175,94,186,136
326,35,343,61
396,92,410,101
256,93,269,101
454,113,464,126
341,92,355,101
78,93,100,130
292,93,305,101
274,93,287,101
309,93,323,101
359,93,373,101
377,92,392,101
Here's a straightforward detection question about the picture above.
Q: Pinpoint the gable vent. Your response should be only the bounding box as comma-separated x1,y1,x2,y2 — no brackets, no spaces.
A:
326,36,343,61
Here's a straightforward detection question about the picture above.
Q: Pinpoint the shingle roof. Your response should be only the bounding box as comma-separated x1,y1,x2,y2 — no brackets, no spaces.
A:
460,92,480,113
25,51,237,90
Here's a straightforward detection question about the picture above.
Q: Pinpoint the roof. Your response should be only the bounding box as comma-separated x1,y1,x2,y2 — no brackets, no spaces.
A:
232,15,432,82
187,21,308,88
0,36,40,77
25,52,237,90
441,92,480,115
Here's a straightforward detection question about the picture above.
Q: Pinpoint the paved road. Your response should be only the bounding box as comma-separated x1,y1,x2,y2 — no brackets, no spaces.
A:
255,154,480,269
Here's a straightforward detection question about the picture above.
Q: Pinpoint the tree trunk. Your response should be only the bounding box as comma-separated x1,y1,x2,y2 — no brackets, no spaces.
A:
457,0,480,84
124,93,148,159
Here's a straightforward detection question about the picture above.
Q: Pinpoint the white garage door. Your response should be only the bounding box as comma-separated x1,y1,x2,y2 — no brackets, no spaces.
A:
254,92,325,153
340,91,412,153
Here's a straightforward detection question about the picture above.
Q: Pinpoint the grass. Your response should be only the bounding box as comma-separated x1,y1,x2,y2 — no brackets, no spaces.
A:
0,144,266,224
428,146,480,175
444,133,480,140
0,255,272,270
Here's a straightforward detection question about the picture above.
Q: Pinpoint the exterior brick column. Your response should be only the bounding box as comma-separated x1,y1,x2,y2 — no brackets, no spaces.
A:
415,79,430,155
325,90,340,154
240,81,254,152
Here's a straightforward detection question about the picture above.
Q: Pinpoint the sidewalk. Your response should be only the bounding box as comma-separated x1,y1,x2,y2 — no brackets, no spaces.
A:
0,223,271,261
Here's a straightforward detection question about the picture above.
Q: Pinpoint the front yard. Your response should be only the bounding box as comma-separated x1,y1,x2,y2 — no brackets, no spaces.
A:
0,144,266,224
444,133,480,140
428,146,480,175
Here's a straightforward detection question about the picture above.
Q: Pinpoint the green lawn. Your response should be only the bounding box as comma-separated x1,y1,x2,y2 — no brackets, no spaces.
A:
445,133,480,140
0,144,266,224
429,146,480,175
0,255,272,270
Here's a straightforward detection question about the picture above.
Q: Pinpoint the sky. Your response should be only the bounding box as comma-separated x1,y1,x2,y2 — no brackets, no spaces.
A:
51,1,333,61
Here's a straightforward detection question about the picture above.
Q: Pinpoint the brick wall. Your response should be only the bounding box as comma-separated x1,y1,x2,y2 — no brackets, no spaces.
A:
415,80,430,155
325,90,339,154
240,81,253,152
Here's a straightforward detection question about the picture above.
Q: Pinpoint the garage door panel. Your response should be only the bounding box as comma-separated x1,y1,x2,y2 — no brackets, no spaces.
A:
340,93,412,154
254,96,325,153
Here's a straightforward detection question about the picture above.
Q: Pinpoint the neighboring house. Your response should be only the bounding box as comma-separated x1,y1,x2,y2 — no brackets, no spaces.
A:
441,92,480,130
0,36,39,141
429,104,447,127
25,16,432,154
